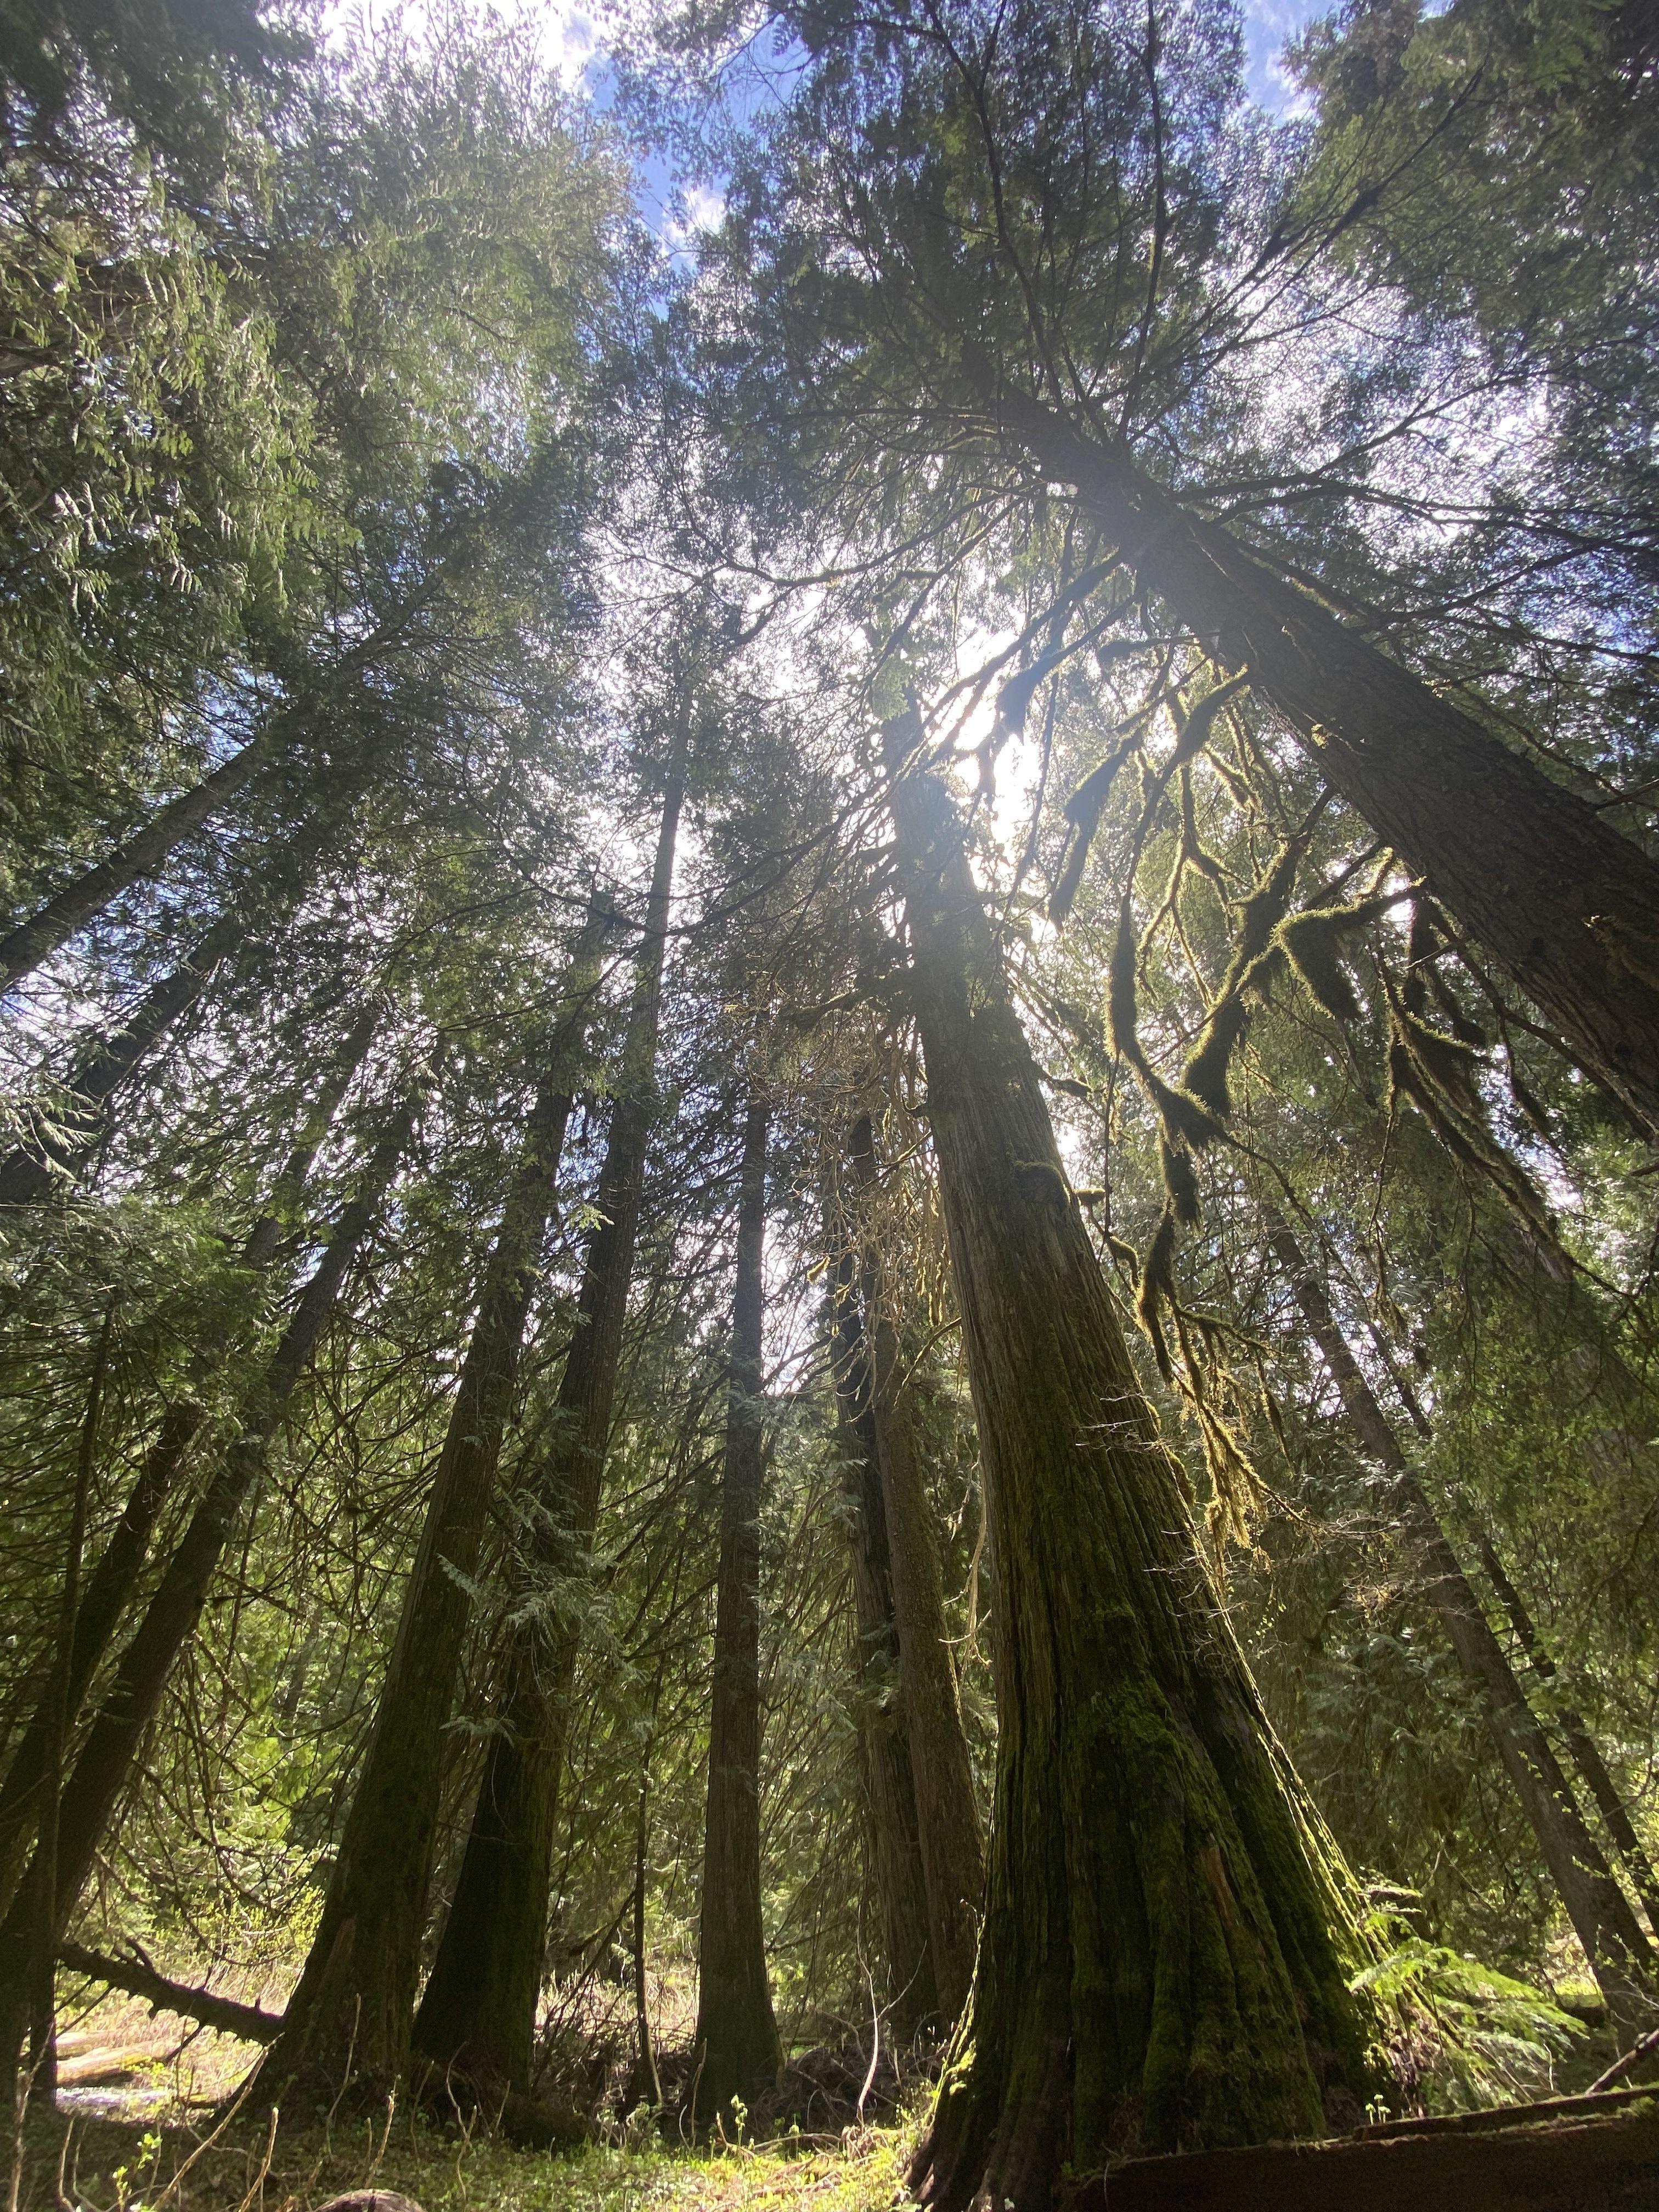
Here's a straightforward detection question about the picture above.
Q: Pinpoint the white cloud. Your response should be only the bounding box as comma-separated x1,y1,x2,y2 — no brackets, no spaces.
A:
1242,0,1321,115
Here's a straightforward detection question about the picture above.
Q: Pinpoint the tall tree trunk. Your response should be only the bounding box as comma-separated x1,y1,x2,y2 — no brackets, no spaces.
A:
845,1116,984,2025
0,730,285,999
693,1097,783,2123
0,1087,419,2066
631,1769,663,2109
251,908,614,2108
0,1004,377,1916
1466,1529,1659,1942
0,1305,112,2111
413,766,683,2095
878,707,1372,2208
0,912,243,1206
1263,1212,1658,2032
995,391,1659,1139
827,1251,939,2038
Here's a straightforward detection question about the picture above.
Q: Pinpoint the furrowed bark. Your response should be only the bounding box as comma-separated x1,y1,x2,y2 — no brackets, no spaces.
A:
252,908,613,2109
827,1250,938,2037
692,1097,783,2123
879,707,1372,2207
413,768,682,2096
1265,1213,1658,2032
0,726,284,999
0,1004,378,1918
0,911,244,1207
846,1116,984,2025
0,1090,419,2049
995,390,1659,1138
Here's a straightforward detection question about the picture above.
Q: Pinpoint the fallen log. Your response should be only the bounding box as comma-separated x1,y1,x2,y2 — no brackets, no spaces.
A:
1083,2099,1659,2210
58,1940,281,2043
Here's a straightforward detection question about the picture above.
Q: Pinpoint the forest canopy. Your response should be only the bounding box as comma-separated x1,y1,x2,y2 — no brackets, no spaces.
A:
1,0,1656,2205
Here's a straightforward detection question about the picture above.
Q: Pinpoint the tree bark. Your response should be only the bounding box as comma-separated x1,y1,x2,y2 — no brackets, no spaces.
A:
845,1116,984,2026
995,390,1659,1139
1264,1212,1658,2033
879,707,1372,2207
0,1306,112,2104
0,1088,419,2059
0,1003,377,1917
56,1942,279,2043
826,1250,939,2038
250,909,613,2109
411,774,681,2096
0,729,284,1000
693,1096,783,2123
0,911,243,1206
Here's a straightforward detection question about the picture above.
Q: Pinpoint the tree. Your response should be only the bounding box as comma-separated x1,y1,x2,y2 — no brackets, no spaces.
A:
827,1246,940,2036
413,743,686,2095
674,0,1659,1131
1265,1211,1656,2033
0,1077,423,2100
877,699,1372,2202
692,1093,783,2123
250,904,613,2108
0,998,377,1912
841,1115,983,2024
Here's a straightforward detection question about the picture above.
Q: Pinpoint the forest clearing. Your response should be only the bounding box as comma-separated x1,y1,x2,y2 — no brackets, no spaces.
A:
2,0,1658,2202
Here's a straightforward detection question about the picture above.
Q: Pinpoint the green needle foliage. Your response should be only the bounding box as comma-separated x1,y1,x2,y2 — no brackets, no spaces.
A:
1,1,1656,2203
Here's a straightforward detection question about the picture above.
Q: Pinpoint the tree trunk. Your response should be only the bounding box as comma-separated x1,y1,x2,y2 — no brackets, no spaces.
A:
693,1097,783,2124
0,729,284,999
1467,1530,1659,1942
0,1307,111,2104
845,1116,984,2025
995,391,1659,1139
251,909,613,2109
826,1250,939,2038
632,1771,662,2108
878,707,1372,2207
412,773,681,2096
0,1003,377,1916
0,912,243,1206
0,1088,418,2056
1264,1212,1658,2033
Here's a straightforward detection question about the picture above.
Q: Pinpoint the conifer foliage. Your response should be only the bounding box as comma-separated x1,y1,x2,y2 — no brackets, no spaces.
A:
1,0,1656,2204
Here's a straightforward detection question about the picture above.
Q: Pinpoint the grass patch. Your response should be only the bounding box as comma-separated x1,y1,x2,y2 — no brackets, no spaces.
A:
14,2100,926,2212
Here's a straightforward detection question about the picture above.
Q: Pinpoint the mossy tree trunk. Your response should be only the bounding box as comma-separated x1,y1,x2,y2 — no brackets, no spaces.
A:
997,392,1659,1140
253,911,612,2110
0,1087,419,2072
827,1252,938,2036
847,1115,984,2026
0,1005,377,1917
878,708,1373,2208
413,767,682,2096
692,1095,783,2124
1265,1213,1658,2033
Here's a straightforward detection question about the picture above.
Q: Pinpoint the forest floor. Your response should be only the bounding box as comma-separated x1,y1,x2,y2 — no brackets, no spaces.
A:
15,2091,1659,2212
12,2100,924,2212
10,1980,924,2211
12,1980,1659,2210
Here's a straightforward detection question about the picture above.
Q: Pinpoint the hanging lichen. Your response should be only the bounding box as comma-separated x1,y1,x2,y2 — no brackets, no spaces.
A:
1275,889,1403,1023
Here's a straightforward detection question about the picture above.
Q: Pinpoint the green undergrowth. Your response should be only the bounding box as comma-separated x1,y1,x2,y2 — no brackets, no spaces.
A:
14,2103,928,2212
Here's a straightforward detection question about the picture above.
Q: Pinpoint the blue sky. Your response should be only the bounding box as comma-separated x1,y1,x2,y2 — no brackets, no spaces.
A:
1242,0,1327,111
